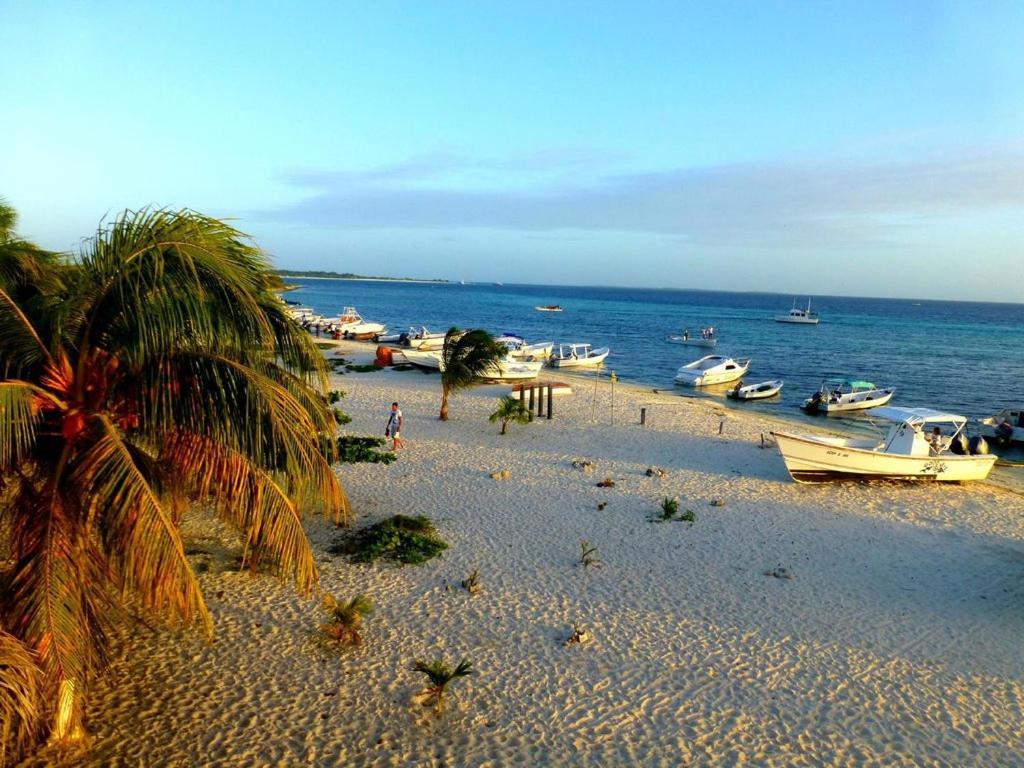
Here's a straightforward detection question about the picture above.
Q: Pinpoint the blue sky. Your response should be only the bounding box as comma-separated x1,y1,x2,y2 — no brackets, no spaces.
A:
2,1,1023,301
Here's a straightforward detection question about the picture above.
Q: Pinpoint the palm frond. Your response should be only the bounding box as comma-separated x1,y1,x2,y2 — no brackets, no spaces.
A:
69,416,210,634
0,288,55,378
0,382,42,469
0,629,42,767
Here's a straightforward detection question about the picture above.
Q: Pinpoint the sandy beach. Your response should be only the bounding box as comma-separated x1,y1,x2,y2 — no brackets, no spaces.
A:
35,340,1024,767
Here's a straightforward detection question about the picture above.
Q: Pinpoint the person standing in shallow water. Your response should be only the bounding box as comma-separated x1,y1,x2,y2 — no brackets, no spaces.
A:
386,402,405,450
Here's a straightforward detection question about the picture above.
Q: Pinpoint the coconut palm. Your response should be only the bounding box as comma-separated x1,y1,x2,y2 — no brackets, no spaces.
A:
488,395,531,435
319,594,374,646
438,328,505,421
0,205,350,749
0,630,42,767
411,657,473,713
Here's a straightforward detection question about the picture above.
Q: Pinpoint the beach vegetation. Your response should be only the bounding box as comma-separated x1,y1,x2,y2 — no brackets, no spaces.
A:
488,396,531,435
438,328,506,420
0,629,43,766
335,435,397,464
578,540,601,568
680,508,696,523
332,514,447,565
319,594,374,646
461,568,482,594
0,203,349,750
345,363,380,373
656,497,679,521
411,657,473,713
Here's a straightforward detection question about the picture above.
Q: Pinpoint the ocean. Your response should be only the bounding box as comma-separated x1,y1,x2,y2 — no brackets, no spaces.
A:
288,278,1024,454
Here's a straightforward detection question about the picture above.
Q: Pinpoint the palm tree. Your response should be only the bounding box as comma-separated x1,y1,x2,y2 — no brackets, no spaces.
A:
438,328,505,421
0,205,350,750
488,395,531,435
319,594,374,646
411,657,473,713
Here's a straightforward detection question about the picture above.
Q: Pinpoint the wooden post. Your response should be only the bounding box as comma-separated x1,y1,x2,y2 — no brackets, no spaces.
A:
641,407,647,426
519,387,525,408
528,386,535,421
537,385,545,417
547,385,553,420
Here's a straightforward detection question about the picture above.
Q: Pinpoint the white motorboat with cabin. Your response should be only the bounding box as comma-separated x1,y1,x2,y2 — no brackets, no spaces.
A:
803,379,895,413
549,343,610,368
979,407,1024,446
774,299,820,324
727,379,784,401
495,333,554,360
674,355,751,387
772,406,997,483
666,327,718,348
337,306,386,339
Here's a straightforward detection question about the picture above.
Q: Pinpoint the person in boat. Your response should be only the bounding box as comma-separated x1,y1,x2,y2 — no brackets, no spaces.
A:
996,418,1015,442
682,329,689,341
929,426,943,455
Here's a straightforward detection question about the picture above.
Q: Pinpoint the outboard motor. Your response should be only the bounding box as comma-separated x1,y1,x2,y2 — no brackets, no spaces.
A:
949,434,968,455
804,391,823,413
968,435,990,455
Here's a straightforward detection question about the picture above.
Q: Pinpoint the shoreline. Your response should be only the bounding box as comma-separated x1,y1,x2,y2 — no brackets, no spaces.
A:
54,338,1024,767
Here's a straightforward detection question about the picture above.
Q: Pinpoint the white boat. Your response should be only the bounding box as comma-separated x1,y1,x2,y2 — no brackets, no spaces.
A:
495,333,554,360
803,379,895,413
979,408,1024,446
774,299,820,324
666,327,718,348
772,406,997,483
674,355,750,387
400,326,448,349
727,379,783,401
535,305,564,312
399,349,442,370
485,359,545,381
548,343,610,368
337,306,386,339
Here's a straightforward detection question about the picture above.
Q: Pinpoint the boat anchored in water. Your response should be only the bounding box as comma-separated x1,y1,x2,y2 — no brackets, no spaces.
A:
549,343,609,368
535,305,564,312
803,379,895,413
727,379,784,401
979,408,1024,446
674,355,751,387
772,406,997,483
666,327,718,348
774,299,820,324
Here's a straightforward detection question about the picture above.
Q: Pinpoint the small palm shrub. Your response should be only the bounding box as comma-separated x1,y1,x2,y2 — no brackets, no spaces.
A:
320,594,374,646
658,497,679,521
335,436,397,464
412,657,473,713
488,396,531,435
679,508,696,523
331,515,448,565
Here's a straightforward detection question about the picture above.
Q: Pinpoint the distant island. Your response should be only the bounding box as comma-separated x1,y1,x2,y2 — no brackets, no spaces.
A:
277,269,449,283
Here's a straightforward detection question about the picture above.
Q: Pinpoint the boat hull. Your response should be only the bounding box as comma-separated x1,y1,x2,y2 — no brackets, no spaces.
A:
666,336,717,348
675,361,750,387
771,431,997,483
804,388,895,413
774,316,820,324
486,360,544,381
728,380,783,400
549,348,610,368
399,350,442,369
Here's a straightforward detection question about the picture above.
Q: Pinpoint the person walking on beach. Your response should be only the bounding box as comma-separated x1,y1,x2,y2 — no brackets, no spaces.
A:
386,402,405,450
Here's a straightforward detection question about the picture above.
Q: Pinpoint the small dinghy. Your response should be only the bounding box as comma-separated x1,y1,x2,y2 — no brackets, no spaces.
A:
666,327,718,348
727,379,783,401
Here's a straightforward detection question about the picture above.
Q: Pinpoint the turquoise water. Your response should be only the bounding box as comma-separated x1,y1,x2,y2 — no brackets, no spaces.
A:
289,278,1024,453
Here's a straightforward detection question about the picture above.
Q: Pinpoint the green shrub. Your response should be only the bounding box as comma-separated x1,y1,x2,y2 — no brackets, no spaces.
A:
331,514,448,565
336,435,396,464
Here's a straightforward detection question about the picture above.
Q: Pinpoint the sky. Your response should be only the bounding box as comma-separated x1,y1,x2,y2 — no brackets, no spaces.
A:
2,1,1023,302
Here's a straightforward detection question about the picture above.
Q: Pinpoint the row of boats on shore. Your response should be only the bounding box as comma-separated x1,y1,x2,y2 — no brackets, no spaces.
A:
288,302,1021,484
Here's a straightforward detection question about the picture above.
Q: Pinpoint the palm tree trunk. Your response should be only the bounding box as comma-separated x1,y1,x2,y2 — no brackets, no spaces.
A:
500,420,507,435
439,388,449,421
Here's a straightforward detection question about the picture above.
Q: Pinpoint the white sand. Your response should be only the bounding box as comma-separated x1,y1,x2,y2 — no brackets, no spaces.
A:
35,341,1024,767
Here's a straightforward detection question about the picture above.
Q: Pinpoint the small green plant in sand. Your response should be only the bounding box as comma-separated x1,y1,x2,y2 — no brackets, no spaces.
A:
331,515,448,565
412,657,474,713
657,497,679,521
345,363,380,373
327,390,345,404
578,539,601,568
335,435,397,464
461,568,482,594
488,396,531,435
679,508,696,523
320,594,374,646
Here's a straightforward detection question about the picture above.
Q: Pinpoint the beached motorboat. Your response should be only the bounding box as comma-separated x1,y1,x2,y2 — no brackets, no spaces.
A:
774,299,820,324
666,327,718,348
485,359,545,381
548,343,610,368
979,408,1024,446
535,305,563,312
337,306,386,339
803,379,895,413
496,333,554,360
772,406,997,483
728,379,783,401
674,355,750,387
399,349,443,370
399,326,448,349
